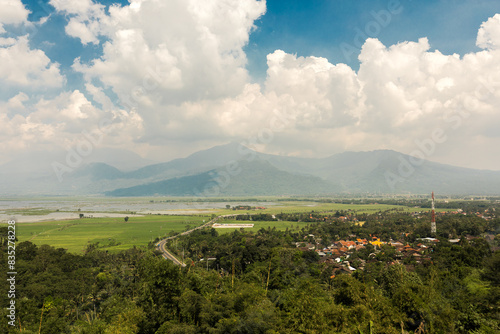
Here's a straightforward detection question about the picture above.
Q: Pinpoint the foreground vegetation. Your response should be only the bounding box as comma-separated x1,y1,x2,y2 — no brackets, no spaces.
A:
1,198,499,333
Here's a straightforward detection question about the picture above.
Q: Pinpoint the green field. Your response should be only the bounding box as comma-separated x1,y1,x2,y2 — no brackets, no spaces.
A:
12,215,209,253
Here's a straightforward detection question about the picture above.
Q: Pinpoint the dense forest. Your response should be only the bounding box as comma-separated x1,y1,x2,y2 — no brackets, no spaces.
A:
1,206,499,333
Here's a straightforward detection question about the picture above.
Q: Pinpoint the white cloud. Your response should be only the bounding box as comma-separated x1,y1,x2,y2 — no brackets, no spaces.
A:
32,90,96,123
49,0,101,16
55,0,267,153
68,0,266,103
477,13,500,50
6,92,29,110
0,35,65,89
0,0,30,25
0,89,144,164
0,0,30,36
65,17,100,45
49,0,106,44
0,37,16,46
264,50,363,128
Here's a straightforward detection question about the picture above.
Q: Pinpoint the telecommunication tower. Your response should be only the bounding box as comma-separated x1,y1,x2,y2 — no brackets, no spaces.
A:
431,191,436,234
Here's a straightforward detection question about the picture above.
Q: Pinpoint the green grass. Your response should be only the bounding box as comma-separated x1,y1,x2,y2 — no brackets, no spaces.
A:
10,215,209,253
213,220,311,235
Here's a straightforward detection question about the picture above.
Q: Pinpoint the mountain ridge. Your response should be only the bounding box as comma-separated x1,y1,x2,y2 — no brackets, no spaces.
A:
2,142,500,195
106,159,339,197
102,143,500,196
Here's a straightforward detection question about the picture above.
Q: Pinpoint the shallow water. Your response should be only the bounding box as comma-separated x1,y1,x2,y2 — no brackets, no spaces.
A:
0,212,143,223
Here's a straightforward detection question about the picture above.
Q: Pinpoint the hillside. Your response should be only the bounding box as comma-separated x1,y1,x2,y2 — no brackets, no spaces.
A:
106,160,338,196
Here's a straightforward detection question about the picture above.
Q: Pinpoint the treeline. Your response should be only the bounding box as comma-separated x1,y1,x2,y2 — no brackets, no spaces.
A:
277,197,500,211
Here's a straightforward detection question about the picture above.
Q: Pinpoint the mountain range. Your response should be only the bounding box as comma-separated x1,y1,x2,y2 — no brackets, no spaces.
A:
2,142,500,196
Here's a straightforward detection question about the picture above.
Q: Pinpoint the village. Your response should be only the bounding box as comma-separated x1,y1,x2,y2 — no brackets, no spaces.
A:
296,234,435,274
288,200,499,276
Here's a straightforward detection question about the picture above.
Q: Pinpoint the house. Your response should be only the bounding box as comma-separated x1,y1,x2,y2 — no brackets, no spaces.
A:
417,237,439,243
355,244,365,251
370,238,385,248
330,267,350,278
390,241,403,247
316,250,326,257
339,240,356,249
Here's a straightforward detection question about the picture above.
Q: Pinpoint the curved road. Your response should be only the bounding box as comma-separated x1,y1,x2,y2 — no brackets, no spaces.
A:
156,214,238,266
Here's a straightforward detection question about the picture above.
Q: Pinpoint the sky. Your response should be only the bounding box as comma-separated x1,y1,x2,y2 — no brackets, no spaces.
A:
1,0,500,171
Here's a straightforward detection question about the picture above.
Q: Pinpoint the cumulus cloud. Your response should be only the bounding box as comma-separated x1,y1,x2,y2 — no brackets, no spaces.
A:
0,35,65,89
477,13,500,50
0,1,58,94
265,50,364,128
48,0,265,156
49,0,106,44
5,92,29,111
67,0,265,107
0,0,30,32
0,88,144,164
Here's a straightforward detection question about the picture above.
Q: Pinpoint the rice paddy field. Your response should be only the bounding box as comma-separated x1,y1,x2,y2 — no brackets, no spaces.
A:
13,215,209,253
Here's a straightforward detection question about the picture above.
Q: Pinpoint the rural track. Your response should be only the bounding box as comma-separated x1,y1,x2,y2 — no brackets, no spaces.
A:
155,214,238,266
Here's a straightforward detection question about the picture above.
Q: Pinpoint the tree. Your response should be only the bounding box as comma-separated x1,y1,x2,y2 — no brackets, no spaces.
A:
17,241,38,261
279,278,335,332
156,321,197,334
101,296,145,334
137,253,182,332
482,251,500,286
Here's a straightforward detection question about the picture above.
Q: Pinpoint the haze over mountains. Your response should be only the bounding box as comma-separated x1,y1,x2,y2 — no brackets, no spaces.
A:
2,142,500,196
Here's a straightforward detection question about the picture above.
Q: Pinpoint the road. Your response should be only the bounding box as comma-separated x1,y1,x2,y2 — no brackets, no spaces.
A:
156,237,186,266
155,214,238,266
